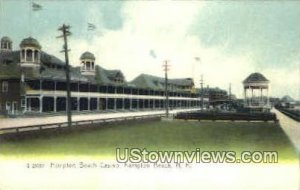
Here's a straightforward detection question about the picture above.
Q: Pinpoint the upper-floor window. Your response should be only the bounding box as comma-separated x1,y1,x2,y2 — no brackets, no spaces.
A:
2,81,8,92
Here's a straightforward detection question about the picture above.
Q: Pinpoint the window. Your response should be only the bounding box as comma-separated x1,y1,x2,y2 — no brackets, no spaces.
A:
2,81,8,92
21,49,25,60
34,50,38,62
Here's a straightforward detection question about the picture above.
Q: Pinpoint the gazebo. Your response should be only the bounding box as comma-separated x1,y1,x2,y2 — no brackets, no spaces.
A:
243,72,270,112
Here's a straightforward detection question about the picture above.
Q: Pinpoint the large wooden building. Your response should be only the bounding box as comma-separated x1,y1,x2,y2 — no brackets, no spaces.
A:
0,36,204,116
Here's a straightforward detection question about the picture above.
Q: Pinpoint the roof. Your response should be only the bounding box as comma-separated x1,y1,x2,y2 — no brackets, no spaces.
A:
41,52,65,66
0,50,126,85
169,78,194,86
243,72,269,84
0,50,65,66
20,37,41,49
198,87,227,95
105,69,124,80
130,74,194,91
40,67,89,82
281,95,295,103
1,36,12,42
95,66,126,85
80,51,95,60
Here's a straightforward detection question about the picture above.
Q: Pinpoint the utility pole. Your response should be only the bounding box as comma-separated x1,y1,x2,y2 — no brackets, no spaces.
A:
200,74,204,111
163,60,170,117
229,83,231,101
57,24,72,127
228,83,232,110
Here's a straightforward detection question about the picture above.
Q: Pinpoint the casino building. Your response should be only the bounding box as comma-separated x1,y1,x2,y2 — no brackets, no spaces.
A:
0,36,204,116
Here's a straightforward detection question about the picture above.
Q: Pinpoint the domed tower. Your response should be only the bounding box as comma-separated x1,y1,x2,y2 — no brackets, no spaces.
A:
1,36,12,52
80,51,96,76
19,37,42,68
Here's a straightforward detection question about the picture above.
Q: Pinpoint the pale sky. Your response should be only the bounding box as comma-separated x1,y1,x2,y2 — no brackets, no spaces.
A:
1,0,300,99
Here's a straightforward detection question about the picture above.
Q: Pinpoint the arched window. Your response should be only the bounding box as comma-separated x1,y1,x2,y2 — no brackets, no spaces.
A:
91,62,94,70
26,49,33,62
34,50,39,62
80,61,84,70
21,49,25,60
86,62,90,70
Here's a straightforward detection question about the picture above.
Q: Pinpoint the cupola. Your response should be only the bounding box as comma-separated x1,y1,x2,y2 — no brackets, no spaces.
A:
1,36,12,52
19,37,41,68
80,51,96,76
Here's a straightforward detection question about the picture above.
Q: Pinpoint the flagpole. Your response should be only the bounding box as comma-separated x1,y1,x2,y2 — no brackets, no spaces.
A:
29,0,32,36
87,23,96,43
0,0,3,37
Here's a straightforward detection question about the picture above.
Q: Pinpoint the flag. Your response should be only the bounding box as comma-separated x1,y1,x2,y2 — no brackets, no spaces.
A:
194,57,200,61
149,49,157,59
32,2,42,11
88,23,96,31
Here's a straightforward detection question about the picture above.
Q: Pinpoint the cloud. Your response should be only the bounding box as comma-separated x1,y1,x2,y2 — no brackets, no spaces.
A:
189,1,300,69
32,1,300,99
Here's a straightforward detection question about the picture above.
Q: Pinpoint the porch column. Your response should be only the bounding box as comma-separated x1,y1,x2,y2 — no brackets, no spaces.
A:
243,87,246,106
122,87,125,110
106,98,108,110
251,86,253,106
24,96,27,113
114,87,117,110
39,96,43,113
77,97,80,111
54,96,57,112
267,87,269,106
129,88,132,110
28,98,31,111
97,98,100,111
130,98,132,110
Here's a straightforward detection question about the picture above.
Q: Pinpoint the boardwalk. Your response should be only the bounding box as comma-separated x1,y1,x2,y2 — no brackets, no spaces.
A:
0,108,198,129
273,109,300,154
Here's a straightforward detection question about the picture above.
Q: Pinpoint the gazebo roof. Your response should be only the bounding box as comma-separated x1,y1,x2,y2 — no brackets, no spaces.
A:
243,72,269,84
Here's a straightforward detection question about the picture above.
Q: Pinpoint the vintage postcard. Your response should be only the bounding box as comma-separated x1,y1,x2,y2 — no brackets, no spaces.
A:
0,0,299,189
